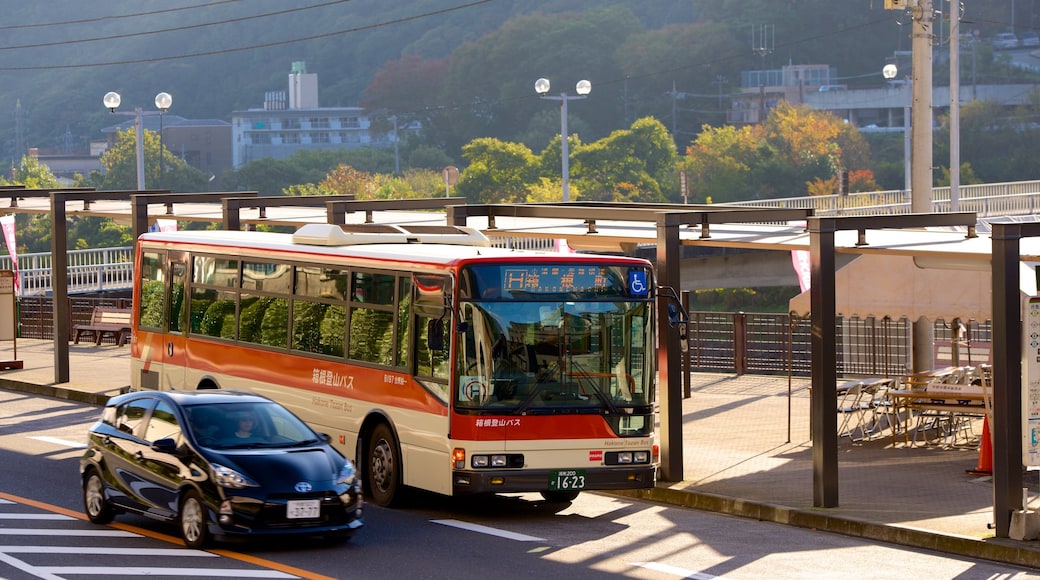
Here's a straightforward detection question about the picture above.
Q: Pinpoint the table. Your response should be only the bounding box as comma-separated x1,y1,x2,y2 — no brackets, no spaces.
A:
885,389,986,446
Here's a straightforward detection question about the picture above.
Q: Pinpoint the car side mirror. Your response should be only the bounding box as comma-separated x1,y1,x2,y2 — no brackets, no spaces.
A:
151,437,178,454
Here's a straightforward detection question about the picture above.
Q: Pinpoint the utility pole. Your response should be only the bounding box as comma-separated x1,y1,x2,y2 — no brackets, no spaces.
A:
911,0,934,214
752,24,774,123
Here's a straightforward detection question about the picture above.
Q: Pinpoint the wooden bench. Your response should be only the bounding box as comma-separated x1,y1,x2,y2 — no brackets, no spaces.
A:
73,307,132,346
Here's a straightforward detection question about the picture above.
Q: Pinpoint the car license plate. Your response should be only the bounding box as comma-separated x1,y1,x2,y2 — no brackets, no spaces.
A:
549,469,586,491
286,499,320,519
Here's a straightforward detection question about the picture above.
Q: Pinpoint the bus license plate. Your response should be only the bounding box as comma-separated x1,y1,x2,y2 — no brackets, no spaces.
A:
549,469,586,491
286,499,320,519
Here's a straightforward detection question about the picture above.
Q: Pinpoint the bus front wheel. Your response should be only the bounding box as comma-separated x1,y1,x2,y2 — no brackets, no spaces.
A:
367,423,400,507
540,490,579,503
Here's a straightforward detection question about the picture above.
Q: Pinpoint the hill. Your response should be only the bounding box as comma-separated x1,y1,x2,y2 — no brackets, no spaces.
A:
0,0,1019,164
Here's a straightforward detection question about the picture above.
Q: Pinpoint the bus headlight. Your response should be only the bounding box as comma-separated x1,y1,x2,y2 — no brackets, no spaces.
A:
604,451,652,465
470,454,523,468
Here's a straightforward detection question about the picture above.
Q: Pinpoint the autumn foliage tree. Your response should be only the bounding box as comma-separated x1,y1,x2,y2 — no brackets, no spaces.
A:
683,102,876,201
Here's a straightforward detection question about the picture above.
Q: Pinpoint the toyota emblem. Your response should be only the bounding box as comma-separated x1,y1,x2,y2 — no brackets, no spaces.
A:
294,482,312,493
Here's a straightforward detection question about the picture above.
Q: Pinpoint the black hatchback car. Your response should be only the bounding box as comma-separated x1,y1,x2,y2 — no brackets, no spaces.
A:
80,389,363,548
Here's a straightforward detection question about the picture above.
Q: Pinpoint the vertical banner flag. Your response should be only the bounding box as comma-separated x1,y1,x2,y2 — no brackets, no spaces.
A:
154,219,178,232
791,250,811,293
0,215,18,297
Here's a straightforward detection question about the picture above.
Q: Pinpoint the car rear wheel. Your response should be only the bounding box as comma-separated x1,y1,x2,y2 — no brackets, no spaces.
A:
179,490,210,549
82,470,115,524
367,423,400,507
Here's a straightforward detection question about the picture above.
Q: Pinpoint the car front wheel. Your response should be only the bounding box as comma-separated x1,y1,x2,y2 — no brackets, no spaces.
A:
82,470,115,524
179,490,210,549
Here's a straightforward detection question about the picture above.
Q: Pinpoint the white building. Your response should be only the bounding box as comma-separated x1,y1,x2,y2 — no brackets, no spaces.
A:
231,62,379,169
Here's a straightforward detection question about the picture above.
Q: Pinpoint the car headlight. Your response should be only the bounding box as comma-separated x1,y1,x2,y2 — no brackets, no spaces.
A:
211,463,259,489
336,460,358,486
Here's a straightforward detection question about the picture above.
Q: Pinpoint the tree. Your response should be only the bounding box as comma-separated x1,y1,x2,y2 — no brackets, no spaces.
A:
683,103,870,201
571,117,677,202
455,138,538,203
95,128,207,192
683,124,758,203
360,54,450,115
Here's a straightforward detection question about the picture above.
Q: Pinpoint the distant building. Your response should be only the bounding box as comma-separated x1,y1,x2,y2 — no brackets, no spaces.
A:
230,61,389,169
729,62,1038,131
28,147,101,184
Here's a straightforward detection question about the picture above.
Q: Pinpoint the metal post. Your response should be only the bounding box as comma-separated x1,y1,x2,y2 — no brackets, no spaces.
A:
656,213,684,482
560,96,570,203
991,223,1026,538
950,5,960,211
158,112,165,189
809,217,838,507
134,108,145,191
911,0,934,213
904,79,912,194
50,193,69,383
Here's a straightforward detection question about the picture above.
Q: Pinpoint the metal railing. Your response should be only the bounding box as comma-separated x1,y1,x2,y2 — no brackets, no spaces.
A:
723,180,1040,219
0,247,134,296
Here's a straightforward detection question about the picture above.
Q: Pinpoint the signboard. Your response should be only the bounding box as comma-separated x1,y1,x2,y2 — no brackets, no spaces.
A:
0,270,14,342
1024,297,1040,466
0,270,20,369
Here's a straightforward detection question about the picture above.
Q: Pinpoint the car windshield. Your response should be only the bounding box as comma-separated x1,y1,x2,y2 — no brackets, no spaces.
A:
455,299,654,415
185,401,318,449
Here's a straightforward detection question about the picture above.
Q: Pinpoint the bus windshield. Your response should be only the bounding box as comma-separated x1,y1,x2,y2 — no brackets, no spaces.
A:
455,299,653,416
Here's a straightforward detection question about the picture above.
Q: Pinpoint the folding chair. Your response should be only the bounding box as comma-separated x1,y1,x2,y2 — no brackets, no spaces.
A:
837,382,871,441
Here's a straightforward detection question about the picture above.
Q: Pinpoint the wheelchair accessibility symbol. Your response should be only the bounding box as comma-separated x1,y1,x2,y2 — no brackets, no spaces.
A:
629,270,649,296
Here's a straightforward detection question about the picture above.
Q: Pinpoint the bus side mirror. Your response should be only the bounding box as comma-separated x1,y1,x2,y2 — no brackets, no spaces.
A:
662,287,690,353
428,319,445,351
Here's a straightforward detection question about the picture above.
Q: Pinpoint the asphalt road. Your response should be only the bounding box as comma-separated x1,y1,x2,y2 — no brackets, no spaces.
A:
1,390,1038,580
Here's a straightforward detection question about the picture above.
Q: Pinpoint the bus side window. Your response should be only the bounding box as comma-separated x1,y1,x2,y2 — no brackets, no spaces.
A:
139,252,165,330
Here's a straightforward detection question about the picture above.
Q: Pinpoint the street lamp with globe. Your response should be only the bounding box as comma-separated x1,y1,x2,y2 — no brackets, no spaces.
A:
535,78,590,203
881,65,910,193
103,91,172,190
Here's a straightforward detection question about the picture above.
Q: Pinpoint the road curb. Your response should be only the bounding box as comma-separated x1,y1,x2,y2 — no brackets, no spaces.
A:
611,487,1040,568
0,378,118,407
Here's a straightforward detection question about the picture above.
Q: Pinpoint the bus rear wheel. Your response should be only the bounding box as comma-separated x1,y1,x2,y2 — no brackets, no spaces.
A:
367,423,400,507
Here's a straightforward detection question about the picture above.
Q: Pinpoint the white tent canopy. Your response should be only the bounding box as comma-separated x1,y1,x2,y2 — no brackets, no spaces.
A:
789,253,1038,321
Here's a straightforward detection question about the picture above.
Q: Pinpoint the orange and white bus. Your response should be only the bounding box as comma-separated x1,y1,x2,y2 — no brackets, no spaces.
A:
131,222,661,506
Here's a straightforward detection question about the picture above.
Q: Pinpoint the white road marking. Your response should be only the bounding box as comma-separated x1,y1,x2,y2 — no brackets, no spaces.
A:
0,546,217,556
28,436,86,448
431,519,546,542
0,528,139,537
633,561,725,579
0,551,61,580
35,567,297,578
0,513,74,520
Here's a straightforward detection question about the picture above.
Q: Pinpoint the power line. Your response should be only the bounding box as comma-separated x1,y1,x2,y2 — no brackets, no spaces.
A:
0,0,494,71
0,0,243,32
0,0,355,52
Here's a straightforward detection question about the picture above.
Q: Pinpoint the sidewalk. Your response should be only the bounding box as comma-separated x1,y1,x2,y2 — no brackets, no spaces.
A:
3,340,1040,567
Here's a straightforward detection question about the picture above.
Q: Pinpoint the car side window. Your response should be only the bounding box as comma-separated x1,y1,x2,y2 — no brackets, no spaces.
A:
144,400,181,442
115,399,152,437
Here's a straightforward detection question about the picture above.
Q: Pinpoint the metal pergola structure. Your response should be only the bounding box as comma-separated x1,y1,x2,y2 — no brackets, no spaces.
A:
1,189,1030,537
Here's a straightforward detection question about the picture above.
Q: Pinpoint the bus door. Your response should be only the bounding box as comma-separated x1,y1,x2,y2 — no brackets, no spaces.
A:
160,251,188,390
